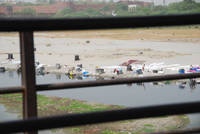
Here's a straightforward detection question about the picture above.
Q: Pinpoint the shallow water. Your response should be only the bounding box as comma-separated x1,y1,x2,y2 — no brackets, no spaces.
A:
0,104,19,121
0,71,200,129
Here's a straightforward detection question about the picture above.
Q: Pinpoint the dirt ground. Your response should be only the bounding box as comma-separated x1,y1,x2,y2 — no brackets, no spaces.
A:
1,26,200,73
0,26,200,42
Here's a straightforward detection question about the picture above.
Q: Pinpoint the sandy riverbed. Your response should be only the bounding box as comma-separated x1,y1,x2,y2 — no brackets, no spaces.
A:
0,28,200,74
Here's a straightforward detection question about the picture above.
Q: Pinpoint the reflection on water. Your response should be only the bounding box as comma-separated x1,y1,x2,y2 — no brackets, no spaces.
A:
0,104,18,121
187,114,200,128
0,71,200,129
189,79,197,90
8,70,14,78
1,71,200,105
0,71,21,87
56,74,61,80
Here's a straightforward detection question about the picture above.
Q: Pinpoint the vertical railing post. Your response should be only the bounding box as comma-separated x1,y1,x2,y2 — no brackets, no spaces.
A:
20,31,38,134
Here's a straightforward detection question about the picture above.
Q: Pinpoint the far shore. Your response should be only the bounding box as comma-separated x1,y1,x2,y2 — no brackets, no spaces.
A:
1,27,200,79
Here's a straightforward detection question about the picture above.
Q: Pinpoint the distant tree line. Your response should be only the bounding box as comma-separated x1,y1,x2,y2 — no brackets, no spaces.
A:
1,0,199,17
53,0,200,18
14,8,36,17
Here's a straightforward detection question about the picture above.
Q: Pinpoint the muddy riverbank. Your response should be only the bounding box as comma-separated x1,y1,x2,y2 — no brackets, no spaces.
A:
0,93,189,134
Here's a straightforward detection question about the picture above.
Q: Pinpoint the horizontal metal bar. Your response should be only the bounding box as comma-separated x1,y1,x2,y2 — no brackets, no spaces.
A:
37,73,200,91
0,73,199,93
0,101,200,133
0,86,24,94
150,128,200,134
0,14,200,31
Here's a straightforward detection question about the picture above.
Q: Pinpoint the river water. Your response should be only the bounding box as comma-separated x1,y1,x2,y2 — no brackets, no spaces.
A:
0,71,200,131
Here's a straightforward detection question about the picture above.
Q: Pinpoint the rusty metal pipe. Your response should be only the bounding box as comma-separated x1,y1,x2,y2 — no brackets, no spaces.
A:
20,31,38,134
0,87,23,94
0,14,200,31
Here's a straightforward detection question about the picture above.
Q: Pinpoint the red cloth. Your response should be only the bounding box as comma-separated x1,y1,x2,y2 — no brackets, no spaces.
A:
120,60,137,66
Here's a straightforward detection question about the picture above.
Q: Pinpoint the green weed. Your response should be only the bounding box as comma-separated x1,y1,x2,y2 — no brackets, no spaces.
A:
144,124,154,128
71,127,81,132
102,130,120,134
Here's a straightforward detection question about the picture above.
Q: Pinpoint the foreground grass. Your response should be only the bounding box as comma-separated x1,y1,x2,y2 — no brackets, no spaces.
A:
0,94,122,116
0,94,189,134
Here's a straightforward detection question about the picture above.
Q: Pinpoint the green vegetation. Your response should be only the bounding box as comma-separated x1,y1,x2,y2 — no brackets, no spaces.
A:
102,130,122,134
53,0,200,18
101,126,156,134
1,0,199,18
54,7,102,18
179,115,190,125
14,8,36,16
141,128,155,133
0,94,22,102
142,124,155,133
0,94,121,116
0,94,190,134
165,126,179,130
133,0,200,16
129,123,155,134
144,124,154,128
71,127,81,132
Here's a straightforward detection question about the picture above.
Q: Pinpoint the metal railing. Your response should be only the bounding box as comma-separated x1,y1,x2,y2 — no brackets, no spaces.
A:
0,13,200,134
